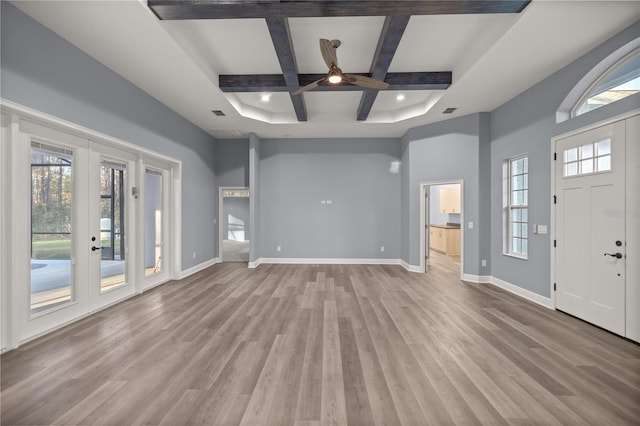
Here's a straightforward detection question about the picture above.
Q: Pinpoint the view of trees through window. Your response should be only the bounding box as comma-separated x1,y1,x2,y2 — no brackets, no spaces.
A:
100,164,126,261
30,149,129,309
31,146,74,312
31,149,72,260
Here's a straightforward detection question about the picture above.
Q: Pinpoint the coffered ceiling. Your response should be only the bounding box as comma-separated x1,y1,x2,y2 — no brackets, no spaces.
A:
10,0,640,138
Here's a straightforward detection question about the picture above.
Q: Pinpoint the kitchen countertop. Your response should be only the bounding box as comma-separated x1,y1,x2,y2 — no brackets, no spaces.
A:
430,224,461,229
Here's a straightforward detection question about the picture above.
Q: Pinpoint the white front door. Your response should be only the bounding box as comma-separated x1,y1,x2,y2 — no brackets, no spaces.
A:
555,120,626,335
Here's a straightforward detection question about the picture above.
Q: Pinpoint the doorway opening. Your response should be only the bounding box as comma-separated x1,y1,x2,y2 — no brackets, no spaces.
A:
420,181,463,277
219,187,250,263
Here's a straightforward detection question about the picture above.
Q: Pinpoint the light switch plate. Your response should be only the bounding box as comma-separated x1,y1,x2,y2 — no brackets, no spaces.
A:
538,225,548,234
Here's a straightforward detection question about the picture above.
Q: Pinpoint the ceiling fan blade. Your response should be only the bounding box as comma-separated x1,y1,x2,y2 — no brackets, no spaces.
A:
320,38,339,68
345,74,390,90
292,78,325,95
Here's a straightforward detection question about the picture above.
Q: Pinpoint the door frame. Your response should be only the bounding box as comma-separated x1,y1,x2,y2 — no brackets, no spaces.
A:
218,186,250,263
1,114,11,352
1,99,183,350
550,109,639,342
420,180,464,279
139,161,174,291
88,145,138,311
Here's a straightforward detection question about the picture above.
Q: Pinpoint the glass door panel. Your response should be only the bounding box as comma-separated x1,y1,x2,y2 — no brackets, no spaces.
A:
99,160,127,292
144,169,163,277
30,143,74,314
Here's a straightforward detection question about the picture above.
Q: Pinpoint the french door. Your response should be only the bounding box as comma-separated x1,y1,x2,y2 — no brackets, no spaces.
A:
20,136,138,340
2,104,179,350
88,145,137,310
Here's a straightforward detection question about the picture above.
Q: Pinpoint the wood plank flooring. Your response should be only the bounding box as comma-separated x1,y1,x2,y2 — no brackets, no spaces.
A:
2,255,639,425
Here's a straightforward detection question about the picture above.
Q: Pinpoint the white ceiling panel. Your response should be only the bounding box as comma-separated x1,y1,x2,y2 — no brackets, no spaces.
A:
162,18,282,75
289,17,386,73
390,14,519,73
235,92,296,116
303,91,363,121
371,91,434,113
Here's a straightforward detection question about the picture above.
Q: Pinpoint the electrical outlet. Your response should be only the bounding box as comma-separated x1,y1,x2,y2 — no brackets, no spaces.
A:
380,246,385,252
482,259,487,267
192,252,196,259
468,222,474,229
276,245,281,252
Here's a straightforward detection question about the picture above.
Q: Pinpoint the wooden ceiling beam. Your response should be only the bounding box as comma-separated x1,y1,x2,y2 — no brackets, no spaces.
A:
219,72,452,92
265,17,307,121
357,15,410,121
149,1,531,20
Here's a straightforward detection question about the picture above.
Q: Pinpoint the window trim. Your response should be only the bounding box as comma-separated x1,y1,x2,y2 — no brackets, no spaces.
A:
571,47,640,118
555,37,639,124
506,154,529,259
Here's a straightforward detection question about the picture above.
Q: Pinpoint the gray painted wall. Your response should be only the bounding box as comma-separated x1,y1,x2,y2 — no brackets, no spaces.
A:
249,134,261,263
1,3,217,270
402,113,485,275
490,21,640,297
400,137,411,262
478,113,492,276
258,138,401,259
215,139,249,188
216,138,249,256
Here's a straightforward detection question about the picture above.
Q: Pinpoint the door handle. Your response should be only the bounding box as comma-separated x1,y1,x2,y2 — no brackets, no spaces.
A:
91,246,102,252
604,252,623,259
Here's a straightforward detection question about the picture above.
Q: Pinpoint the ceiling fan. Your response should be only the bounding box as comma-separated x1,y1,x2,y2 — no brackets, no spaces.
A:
292,39,390,95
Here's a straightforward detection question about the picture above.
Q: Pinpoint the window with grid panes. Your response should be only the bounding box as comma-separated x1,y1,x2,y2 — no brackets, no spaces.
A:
509,156,528,258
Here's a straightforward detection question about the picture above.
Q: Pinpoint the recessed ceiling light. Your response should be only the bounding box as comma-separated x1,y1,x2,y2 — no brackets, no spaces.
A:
260,94,271,102
396,94,405,101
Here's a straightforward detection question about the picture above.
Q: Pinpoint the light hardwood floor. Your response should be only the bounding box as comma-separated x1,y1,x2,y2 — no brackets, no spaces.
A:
2,257,639,425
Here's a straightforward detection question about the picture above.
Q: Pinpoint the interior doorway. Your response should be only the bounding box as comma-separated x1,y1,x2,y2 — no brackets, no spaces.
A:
219,187,250,263
420,181,463,277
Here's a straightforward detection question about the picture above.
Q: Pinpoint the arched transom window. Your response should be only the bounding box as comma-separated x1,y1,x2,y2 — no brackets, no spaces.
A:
573,48,639,117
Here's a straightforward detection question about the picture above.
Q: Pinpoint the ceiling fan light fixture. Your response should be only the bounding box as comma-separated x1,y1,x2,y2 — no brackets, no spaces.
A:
328,73,342,84
327,67,343,84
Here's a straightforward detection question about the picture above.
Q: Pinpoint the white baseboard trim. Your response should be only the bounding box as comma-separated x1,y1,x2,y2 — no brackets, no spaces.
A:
253,258,402,266
486,276,553,309
401,260,423,273
248,259,262,269
178,257,220,279
462,274,491,283
141,277,171,293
